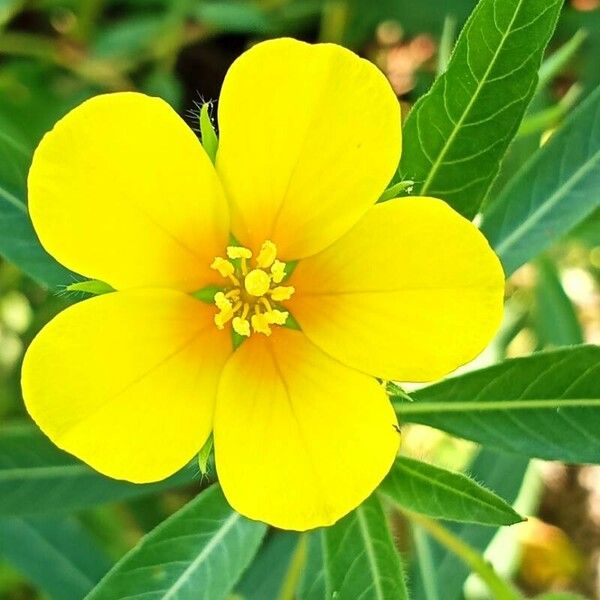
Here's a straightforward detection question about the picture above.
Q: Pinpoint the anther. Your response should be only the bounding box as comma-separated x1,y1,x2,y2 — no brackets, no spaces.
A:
227,246,252,260
270,260,286,283
210,257,234,278
270,286,295,302
256,241,277,269
232,316,250,337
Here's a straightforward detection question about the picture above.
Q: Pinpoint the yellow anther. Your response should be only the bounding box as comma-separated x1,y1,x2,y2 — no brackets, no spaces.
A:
244,269,271,297
270,260,286,283
256,241,277,269
214,310,233,330
227,246,252,260
251,312,272,336
214,292,232,312
210,257,234,278
232,316,250,337
267,309,289,326
270,286,295,302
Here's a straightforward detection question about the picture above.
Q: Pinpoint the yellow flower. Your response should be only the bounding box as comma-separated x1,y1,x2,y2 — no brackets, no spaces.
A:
21,38,504,531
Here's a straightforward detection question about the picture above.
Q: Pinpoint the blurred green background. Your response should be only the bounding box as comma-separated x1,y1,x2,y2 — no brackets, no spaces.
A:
0,0,599,598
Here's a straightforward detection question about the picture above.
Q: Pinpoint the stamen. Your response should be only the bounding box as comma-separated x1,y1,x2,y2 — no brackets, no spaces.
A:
240,303,250,321
214,292,232,312
256,241,277,268
267,309,289,326
227,246,252,260
214,310,233,330
259,297,272,312
270,260,286,283
210,257,234,278
232,316,250,337
270,286,295,302
251,312,272,336
210,242,296,337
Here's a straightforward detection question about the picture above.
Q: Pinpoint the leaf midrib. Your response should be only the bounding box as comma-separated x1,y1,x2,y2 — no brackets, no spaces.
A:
420,0,527,194
355,506,386,600
0,464,89,482
162,511,241,600
494,148,600,262
389,459,517,521
394,397,600,414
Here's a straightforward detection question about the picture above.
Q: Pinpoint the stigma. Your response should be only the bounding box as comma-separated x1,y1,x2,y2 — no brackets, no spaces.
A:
210,241,295,337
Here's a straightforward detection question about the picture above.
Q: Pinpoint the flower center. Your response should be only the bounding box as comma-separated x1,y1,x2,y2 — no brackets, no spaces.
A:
209,241,295,337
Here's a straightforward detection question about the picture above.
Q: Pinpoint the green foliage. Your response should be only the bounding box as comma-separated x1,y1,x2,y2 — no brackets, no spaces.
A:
533,256,583,347
0,425,195,515
0,129,75,287
0,516,112,600
394,346,600,462
482,85,600,275
410,449,530,600
379,456,523,526
0,0,598,598
323,495,408,600
235,532,303,600
398,0,562,219
86,485,267,600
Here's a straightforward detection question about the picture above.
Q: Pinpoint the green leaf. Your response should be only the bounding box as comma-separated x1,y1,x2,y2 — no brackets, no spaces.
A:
379,456,522,526
323,494,408,600
297,532,326,600
393,346,600,463
86,485,267,600
235,532,303,600
0,127,76,287
397,0,562,219
200,102,219,164
411,449,529,600
0,516,112,600
533,256,583,347
0,424,195,516
481,84,600,276
535,594,587,600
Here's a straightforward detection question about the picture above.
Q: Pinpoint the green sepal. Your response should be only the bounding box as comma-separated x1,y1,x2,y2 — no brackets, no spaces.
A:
66,280,115,295
192,285,222,303
198,434,213,478
378,180,414,203
199,102,218,164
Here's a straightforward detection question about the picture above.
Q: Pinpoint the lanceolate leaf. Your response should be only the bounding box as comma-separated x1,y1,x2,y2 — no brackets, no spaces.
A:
0,425,195,516
0,516,112,600
379,456,522,526
323,495,408,600
86,485,267,600
393,346,600,463
411,449,529,600
297,532,327,600
397,0,562,219
0,128,76,287
235,532,303,600
481,84,600,276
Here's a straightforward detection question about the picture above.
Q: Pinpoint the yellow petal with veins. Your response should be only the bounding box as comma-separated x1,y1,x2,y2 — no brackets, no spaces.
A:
217,38,401,260
28,92,228,291
289,198,505,382
214,328,399,530
22,290,231,483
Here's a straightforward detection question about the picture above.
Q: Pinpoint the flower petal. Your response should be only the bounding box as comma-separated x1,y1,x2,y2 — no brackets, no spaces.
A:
289,197,505,382
28,92,228,291
22,290,231,483
214,327,399,530
216,38,401,260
